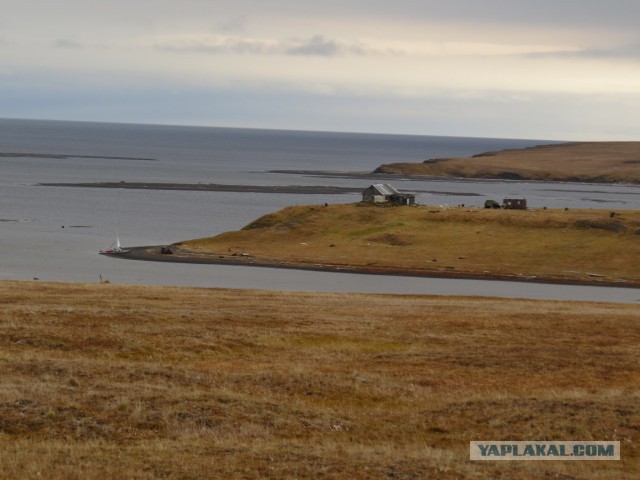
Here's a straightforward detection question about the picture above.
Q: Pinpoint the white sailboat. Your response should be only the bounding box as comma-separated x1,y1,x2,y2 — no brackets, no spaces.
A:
100,229,127,254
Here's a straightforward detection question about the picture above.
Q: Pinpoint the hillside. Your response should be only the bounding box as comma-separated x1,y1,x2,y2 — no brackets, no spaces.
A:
1,280,638,479
178,203,640,286
373,142,640,183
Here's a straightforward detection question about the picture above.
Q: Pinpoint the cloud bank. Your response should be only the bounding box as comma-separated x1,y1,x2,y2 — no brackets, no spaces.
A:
2,0,640,139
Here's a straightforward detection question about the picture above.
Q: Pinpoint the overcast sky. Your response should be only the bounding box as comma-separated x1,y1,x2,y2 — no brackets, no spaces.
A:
2,0,640,140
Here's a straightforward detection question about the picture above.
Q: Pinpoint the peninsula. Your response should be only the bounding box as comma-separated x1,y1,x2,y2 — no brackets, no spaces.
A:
373,142,640,184
120,203,640,287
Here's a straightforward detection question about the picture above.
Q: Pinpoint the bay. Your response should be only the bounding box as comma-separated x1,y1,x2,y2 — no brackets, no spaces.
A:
1,118,638,303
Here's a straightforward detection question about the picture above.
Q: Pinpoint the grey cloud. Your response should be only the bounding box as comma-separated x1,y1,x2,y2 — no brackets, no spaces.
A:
273,0,640,31
157,34,371,57
204,0,640,33
6,1,640,42
157,38,272,55
285,35,367,56
286,35,341,56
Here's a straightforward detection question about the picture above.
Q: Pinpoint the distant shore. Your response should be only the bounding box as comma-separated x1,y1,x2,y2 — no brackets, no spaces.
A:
40,182,361,195
373,142,640,184
39,182,485,197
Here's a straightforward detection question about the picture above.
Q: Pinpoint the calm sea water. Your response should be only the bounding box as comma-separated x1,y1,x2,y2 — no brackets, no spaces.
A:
1,118,639,302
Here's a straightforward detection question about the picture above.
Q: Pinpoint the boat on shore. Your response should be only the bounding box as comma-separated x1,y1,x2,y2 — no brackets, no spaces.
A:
99,231,128,254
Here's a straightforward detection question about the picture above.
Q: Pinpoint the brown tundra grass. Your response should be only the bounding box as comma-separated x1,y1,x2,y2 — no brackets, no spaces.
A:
0,280,639,479
182,204,640,285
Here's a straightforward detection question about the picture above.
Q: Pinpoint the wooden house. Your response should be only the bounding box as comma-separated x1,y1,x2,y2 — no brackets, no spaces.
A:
362,184,416,205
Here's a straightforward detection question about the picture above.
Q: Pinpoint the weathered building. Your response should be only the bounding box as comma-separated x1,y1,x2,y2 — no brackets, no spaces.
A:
362,184,416,205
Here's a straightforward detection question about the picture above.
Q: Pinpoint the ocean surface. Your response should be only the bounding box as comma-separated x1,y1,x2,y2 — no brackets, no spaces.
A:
1,118,639,303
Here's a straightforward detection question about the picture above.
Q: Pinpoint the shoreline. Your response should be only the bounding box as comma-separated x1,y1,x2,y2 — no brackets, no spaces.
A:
105,245,640,290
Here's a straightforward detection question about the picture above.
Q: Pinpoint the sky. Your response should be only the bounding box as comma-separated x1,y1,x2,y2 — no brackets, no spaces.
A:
2,0,640,140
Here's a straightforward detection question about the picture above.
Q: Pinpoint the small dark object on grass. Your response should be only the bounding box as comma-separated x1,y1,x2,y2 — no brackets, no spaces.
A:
160,247,173,254
610,211,616,218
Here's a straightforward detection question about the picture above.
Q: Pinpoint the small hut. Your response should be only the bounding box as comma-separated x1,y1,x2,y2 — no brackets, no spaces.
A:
503,198,527,210
362,184,415,205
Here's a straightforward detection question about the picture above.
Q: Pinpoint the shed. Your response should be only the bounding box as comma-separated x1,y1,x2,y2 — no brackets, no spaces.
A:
362,184,416,205
503,198,527,210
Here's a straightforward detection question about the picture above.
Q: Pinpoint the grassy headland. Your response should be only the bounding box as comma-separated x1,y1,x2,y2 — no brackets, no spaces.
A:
1,280,639,479
373,142,640,183
177,203,640,286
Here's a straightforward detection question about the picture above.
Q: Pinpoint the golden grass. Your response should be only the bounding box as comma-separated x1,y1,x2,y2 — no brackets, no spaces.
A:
1,280,639,479
375,142,640,183
181,203,640,285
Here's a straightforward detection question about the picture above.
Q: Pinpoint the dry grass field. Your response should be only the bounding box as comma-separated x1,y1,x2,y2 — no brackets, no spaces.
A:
180,203,640,285
1,280,639,479
374,142,640,183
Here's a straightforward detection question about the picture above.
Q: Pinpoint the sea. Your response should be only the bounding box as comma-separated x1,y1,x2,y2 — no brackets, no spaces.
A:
2,118,639,303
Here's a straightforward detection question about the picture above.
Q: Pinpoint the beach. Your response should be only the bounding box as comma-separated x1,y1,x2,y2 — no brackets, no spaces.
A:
107,243,640,289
